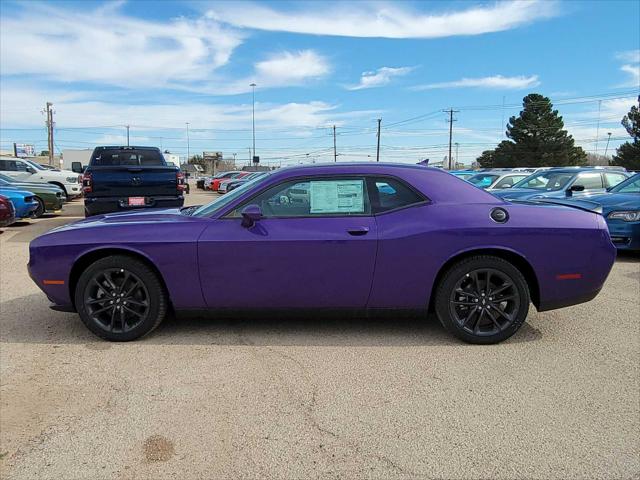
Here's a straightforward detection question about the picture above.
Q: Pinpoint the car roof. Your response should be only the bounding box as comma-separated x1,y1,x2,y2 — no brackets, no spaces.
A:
93,146,161,151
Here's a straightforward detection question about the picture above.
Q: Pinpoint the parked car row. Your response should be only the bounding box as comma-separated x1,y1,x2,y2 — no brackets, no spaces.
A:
0,172,70,228
450,166,639,251
197,170,268,193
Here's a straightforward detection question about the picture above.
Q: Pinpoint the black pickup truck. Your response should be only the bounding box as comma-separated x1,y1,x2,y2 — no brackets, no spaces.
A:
82,146,186,217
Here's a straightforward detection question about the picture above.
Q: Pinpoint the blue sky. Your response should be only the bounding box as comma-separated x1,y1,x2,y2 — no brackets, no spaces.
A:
0,0,639,166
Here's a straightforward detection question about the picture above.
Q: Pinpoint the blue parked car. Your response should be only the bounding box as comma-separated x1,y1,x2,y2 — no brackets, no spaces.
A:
449,170,477,181
0,188,39,219
567,173,639,251
492,168,630,201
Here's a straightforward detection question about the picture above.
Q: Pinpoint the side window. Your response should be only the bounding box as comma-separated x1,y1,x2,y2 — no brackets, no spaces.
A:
604,173,627,188
367,177,425,214
574,173,603,189
0,160,9,171
14,161,28,172
494,176,518,189
229,177,370,218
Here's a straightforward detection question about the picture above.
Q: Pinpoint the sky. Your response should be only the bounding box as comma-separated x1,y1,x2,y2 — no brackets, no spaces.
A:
0,0,639,167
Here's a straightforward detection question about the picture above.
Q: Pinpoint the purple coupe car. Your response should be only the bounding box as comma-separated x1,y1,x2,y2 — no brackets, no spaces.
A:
28,164,616,344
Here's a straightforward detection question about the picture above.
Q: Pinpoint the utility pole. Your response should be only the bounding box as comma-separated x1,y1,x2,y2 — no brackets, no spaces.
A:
250,83,257,160
44,102,54,166
185,122,190,163
444,109,459,170
376,118,381,162
455,142,459,167
333,125,337,162
126,125,130,146
604,132,612,157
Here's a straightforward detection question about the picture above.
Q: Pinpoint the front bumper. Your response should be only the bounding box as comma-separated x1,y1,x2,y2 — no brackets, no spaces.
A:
607,220,640,251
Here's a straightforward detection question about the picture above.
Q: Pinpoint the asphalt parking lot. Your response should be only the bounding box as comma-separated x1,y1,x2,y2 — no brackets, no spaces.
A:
1,186,639,479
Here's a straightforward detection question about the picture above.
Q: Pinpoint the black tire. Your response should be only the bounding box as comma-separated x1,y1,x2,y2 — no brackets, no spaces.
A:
32,197,45,218
75,255,168,341
435,255,530,344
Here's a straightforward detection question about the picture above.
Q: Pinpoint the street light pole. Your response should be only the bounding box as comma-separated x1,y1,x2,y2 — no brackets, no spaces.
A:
185,122,190,164
250,83,256,160
604,132,612,157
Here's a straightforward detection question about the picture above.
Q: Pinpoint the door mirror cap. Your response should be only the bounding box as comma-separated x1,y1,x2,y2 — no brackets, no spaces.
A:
566,184,585,196
26,166,37,174
241,204,262,228
71,162,84,173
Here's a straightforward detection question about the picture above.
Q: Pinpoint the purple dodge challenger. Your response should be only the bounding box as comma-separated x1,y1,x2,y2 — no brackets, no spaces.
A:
28,164,616,344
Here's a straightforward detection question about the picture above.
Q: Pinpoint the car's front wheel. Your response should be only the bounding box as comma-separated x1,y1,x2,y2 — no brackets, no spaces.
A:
32,197,45,218
75,255,167,341
435,255,530,344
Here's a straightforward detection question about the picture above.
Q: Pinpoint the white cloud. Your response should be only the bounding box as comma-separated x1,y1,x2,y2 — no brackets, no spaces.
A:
0,2,243,90
348,67,415,90
255,50,330,82
205,0,558,39
615,50,640,64
412,75,540,90
619,64,640,87
0,85,375,131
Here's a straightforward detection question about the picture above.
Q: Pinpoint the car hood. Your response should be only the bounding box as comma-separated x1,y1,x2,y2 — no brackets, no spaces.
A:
5,182,62,192
48,207,194,233
571,192,640,213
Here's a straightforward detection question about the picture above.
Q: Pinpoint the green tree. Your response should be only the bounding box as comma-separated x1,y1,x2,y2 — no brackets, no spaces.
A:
611,96,640,171
477,93,586,168
188,154,204,165
39,150,49,156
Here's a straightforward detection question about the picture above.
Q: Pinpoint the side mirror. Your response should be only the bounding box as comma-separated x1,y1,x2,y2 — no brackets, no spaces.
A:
565,184,585,197
71,162,83,173
26,166,36,174
241,204,262,228
501,184,513,189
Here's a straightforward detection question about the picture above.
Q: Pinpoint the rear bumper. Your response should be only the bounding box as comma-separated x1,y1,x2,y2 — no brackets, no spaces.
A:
84,195,184,216
44,196,65,212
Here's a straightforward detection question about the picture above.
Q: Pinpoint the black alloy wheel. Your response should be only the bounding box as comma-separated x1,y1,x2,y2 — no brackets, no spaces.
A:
435,256,530,344
32,197,45,218
75,255,167,341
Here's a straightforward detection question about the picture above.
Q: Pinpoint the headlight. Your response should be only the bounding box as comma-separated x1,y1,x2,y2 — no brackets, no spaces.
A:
66,176,78,183
608,210,640,222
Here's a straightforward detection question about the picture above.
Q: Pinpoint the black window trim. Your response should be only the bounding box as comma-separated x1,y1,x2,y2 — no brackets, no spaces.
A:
218,173,430,220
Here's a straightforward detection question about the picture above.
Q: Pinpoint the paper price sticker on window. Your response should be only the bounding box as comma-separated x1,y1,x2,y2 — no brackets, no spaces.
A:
310,180,365,214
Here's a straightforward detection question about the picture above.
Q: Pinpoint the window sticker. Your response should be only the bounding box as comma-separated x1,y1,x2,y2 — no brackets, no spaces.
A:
310,180,364,214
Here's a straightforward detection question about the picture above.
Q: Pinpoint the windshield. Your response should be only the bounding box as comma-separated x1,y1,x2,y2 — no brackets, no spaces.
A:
610,174,640,193
191,172,272,217
468,174,499,188
25,160,45,170
513,171,575,191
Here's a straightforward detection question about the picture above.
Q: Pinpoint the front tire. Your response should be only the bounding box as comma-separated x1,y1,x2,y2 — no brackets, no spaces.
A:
435,255,530,344
32,197,45,218
75,255,167,341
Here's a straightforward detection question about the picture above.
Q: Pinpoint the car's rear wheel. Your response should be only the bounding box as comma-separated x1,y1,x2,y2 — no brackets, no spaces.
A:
75,255,167,341
435,255,530,344
32,197,45,218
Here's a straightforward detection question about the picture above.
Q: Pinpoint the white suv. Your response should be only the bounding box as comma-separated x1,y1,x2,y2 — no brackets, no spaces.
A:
0,157,82,199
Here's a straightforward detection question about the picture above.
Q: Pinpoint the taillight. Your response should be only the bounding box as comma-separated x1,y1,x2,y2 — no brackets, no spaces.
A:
177,172,186,192
82,172,93,193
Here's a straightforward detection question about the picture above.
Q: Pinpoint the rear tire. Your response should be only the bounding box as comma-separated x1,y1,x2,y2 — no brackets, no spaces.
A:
75,255,168,341
435,255,530,344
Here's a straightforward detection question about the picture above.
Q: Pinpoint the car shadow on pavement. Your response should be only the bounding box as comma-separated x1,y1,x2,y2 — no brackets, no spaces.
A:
616,251,640,263
0,294,542,347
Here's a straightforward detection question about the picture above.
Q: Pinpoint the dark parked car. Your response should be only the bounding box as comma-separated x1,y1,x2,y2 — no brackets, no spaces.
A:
0,195,16,227
29,163,615,344
220,171,268,193
82,146,186,217
0,174,65,217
